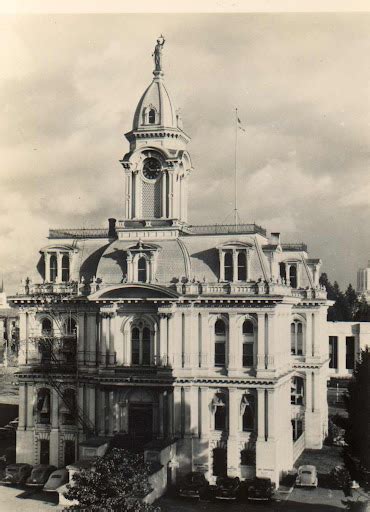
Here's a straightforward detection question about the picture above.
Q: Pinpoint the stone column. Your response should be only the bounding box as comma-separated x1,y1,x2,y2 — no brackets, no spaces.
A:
200,387,210,438
305,371,312,412
27,384,34,428
168,390,174,437
338,334,346,375
18,384,26,429
219,251,225,282
45,253,51,282
183,387,192,437
159,314,168,366
232,249,238,282
228,313,239,373
305,312,312,358
51,389,59,429
257,388,265,441
108,315,115,365
161,171,167,218
267,389,275,440
158,391,165,438
266,314,275,370
285,263,291,286
97,389,106,436
18,312,28,365
257,313,266,371
183,311,191,369
173,386,182,437
88,387,96,428
87,313,97,365
78,313,85,364
168,172,174,218
190,386,199,437
56,252,62,284
200,312,210,369
227,388,240,477
108,391,114,435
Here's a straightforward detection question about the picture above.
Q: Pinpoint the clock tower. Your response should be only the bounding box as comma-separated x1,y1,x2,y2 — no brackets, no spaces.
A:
120,37,192,224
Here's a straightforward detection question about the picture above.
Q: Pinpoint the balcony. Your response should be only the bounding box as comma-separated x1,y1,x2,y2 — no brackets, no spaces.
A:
19,281,78,296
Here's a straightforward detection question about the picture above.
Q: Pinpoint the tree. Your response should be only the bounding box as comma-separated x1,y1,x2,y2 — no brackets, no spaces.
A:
63,448,160,512
355,295,370,322
344,348,370,483
345,284,360,320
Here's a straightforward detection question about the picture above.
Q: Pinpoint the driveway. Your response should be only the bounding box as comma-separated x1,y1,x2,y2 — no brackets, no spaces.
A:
0,484,62,511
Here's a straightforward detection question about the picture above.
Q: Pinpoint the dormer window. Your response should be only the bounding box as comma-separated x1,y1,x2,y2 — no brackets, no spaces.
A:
238,252,247,281
137,257,147,283
218,243,252,282
148,108,156,124
50,254,57,282
224,253,233,281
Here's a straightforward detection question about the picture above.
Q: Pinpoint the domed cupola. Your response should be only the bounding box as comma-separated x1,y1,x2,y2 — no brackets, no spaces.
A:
132,75,177,130
120,37,193,225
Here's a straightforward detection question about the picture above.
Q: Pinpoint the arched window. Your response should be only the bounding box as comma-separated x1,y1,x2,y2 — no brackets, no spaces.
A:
279,262,286,282
36,388,50,424
224,252,233,282
142,327,151,365
242,320,255,367
291,321,304,355
237,252,247,281
213,394,227,431
61,254,70,282
65,317,77,336
148,108,156,124
214,319,226,367
289,265,297,288
138,257,147,283
291,377,304,405
41,318,52,335
241,394,255,432
131,324,153,366
131,327,140,365
50,254,57,282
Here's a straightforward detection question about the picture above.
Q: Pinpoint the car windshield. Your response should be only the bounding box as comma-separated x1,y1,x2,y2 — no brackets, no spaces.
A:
188,474,202,484
7,468,18,473
31,470,44,477
51,475,62,479
301,470,313,475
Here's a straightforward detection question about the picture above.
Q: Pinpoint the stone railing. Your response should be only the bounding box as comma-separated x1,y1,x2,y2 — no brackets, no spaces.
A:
175,281,327,299
21,282,79,296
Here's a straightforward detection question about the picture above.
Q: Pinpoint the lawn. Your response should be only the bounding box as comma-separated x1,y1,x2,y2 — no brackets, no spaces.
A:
295,446,343,475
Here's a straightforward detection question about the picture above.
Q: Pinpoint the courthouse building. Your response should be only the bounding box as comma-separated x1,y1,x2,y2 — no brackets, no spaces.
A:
11,41,331,486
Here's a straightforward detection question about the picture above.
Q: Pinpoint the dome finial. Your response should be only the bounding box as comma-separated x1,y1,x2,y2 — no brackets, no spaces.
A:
152,35,165,76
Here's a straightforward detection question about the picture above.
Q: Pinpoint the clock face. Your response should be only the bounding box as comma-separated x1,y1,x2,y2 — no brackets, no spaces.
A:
143,158,161,180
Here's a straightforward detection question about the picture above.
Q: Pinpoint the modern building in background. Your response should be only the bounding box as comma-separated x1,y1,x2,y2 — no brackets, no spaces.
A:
357,261,370,303
10,41,331,487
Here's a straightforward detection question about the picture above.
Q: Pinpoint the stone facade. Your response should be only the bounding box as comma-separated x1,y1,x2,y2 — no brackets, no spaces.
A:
10,41,331,487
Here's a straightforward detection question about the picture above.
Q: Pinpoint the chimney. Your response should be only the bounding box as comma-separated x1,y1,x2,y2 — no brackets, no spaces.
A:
270,232,281,245
108,218,117,238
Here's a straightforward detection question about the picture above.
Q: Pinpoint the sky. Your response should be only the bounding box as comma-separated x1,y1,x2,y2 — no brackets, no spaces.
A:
1,13,369,292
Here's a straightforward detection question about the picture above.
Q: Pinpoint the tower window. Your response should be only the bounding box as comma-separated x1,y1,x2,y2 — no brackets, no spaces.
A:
279,262,286,282
61,254,70,282
237,252,247,281
291,321,304,355
329,336,338,369
224,252,233,282
291,377,304,405
214,319,226,367
148,108,156,124
50,254,57,282
137,257,147,282
213,394,227,431
242,320,255,367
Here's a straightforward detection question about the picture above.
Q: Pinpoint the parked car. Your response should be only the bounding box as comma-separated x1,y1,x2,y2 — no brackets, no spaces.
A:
43,468,69,492
26,464,57,488
210,476,241,500
177,472,209,498
245,477,275,501
0,463,33,485
295,465,318,488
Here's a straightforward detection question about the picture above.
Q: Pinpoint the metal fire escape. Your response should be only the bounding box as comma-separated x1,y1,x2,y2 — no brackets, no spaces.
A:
28,308,96,437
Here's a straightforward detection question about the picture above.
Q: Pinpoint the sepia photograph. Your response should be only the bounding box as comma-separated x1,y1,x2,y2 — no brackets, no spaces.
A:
0,1,369,510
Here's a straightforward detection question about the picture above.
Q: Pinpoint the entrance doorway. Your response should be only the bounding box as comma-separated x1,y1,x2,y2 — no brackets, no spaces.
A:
129,404,153,443
40,439,50,465
64,440,76,466
212,447,227,477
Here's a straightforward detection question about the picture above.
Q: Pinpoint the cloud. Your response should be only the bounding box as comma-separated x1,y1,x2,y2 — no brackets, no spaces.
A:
1,13,370,292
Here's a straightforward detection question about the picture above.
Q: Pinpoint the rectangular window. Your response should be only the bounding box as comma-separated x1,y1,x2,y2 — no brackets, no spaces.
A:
243,343,254,367
329,336,338,369
346,336,355,370
215,342,225,367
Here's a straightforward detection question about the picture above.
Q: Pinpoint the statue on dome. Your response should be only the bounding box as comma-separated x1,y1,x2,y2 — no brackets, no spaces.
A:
153,35,165,72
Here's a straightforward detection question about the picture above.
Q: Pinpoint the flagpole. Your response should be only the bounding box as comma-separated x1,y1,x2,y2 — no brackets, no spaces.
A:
234,108,238,227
